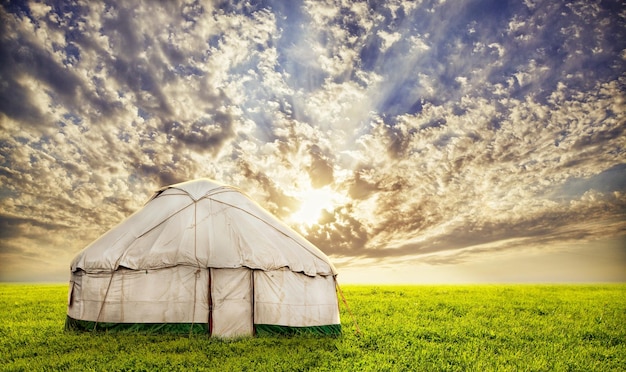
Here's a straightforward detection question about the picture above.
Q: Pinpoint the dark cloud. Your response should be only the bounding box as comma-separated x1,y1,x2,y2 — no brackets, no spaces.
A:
307,144,334,188
237,159,301,218
136,163,185,188
572,126,626,151
163,111,236,155
328,191,626,262
0,69,45,126
0,9,80,126
305,204,369,255
0,214,68,240
347,169,379,200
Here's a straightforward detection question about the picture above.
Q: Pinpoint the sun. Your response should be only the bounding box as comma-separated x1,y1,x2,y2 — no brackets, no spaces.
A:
290,186,343,226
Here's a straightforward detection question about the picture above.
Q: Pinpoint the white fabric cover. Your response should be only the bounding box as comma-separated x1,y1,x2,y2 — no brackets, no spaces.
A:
254,270,339,327
67,179,340,333
68,266,209,323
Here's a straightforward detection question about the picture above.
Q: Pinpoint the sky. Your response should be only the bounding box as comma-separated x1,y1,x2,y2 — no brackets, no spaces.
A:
1,0,625,283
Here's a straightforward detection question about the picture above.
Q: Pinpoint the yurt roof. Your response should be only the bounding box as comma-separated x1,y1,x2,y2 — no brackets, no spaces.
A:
70,178,337,277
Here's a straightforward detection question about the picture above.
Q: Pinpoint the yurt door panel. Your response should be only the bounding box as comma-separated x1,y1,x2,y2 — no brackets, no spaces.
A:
209,268,254,337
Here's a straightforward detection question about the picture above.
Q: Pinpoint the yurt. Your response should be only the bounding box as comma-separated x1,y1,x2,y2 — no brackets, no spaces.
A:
66,178,341,337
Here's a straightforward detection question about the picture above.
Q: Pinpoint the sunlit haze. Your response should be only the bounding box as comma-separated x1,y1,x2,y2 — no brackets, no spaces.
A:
289,186,346,226
1,0,625,283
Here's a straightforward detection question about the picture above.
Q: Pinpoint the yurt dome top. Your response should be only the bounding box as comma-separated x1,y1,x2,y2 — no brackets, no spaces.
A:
70,178,337,277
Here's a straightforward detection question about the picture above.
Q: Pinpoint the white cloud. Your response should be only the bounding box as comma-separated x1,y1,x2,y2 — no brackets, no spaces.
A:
377,30,401,52
1,0,624,282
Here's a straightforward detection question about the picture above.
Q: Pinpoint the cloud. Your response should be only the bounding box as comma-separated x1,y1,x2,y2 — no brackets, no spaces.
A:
0,0,625,281
307,144,334,188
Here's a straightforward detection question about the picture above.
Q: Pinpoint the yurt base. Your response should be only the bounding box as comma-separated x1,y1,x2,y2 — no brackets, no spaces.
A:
64,317,341,336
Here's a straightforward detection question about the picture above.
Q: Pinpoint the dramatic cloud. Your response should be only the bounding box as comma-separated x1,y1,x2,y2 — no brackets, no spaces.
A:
1,0,624,282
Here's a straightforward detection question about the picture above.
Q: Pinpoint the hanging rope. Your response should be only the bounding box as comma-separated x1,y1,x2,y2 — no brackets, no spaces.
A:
93,252,126,331
94,269,116,331
189,269,198,336
190,199,206,337
335,278,361,336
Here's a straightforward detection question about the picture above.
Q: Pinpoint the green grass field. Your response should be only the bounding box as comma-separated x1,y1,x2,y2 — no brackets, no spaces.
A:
1,284,624,371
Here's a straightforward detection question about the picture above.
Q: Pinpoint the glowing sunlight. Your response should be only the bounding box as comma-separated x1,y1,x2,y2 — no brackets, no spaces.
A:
290,187,344,226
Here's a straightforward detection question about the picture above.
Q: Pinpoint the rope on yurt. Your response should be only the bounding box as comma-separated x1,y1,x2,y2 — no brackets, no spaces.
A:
190,201,200,337
190,269,200,336
94,251,127,331
251,270,256,336
335,277,361,335
94,268,116,331
208,269,213,336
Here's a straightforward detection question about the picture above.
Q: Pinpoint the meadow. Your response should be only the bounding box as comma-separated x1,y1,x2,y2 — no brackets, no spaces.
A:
1,284,624,371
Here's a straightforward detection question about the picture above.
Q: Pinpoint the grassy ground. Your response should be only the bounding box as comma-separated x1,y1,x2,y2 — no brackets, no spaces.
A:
1,283,624,371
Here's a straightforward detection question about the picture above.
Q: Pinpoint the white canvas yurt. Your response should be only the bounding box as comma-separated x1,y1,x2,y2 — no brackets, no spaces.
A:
66,178,341,336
